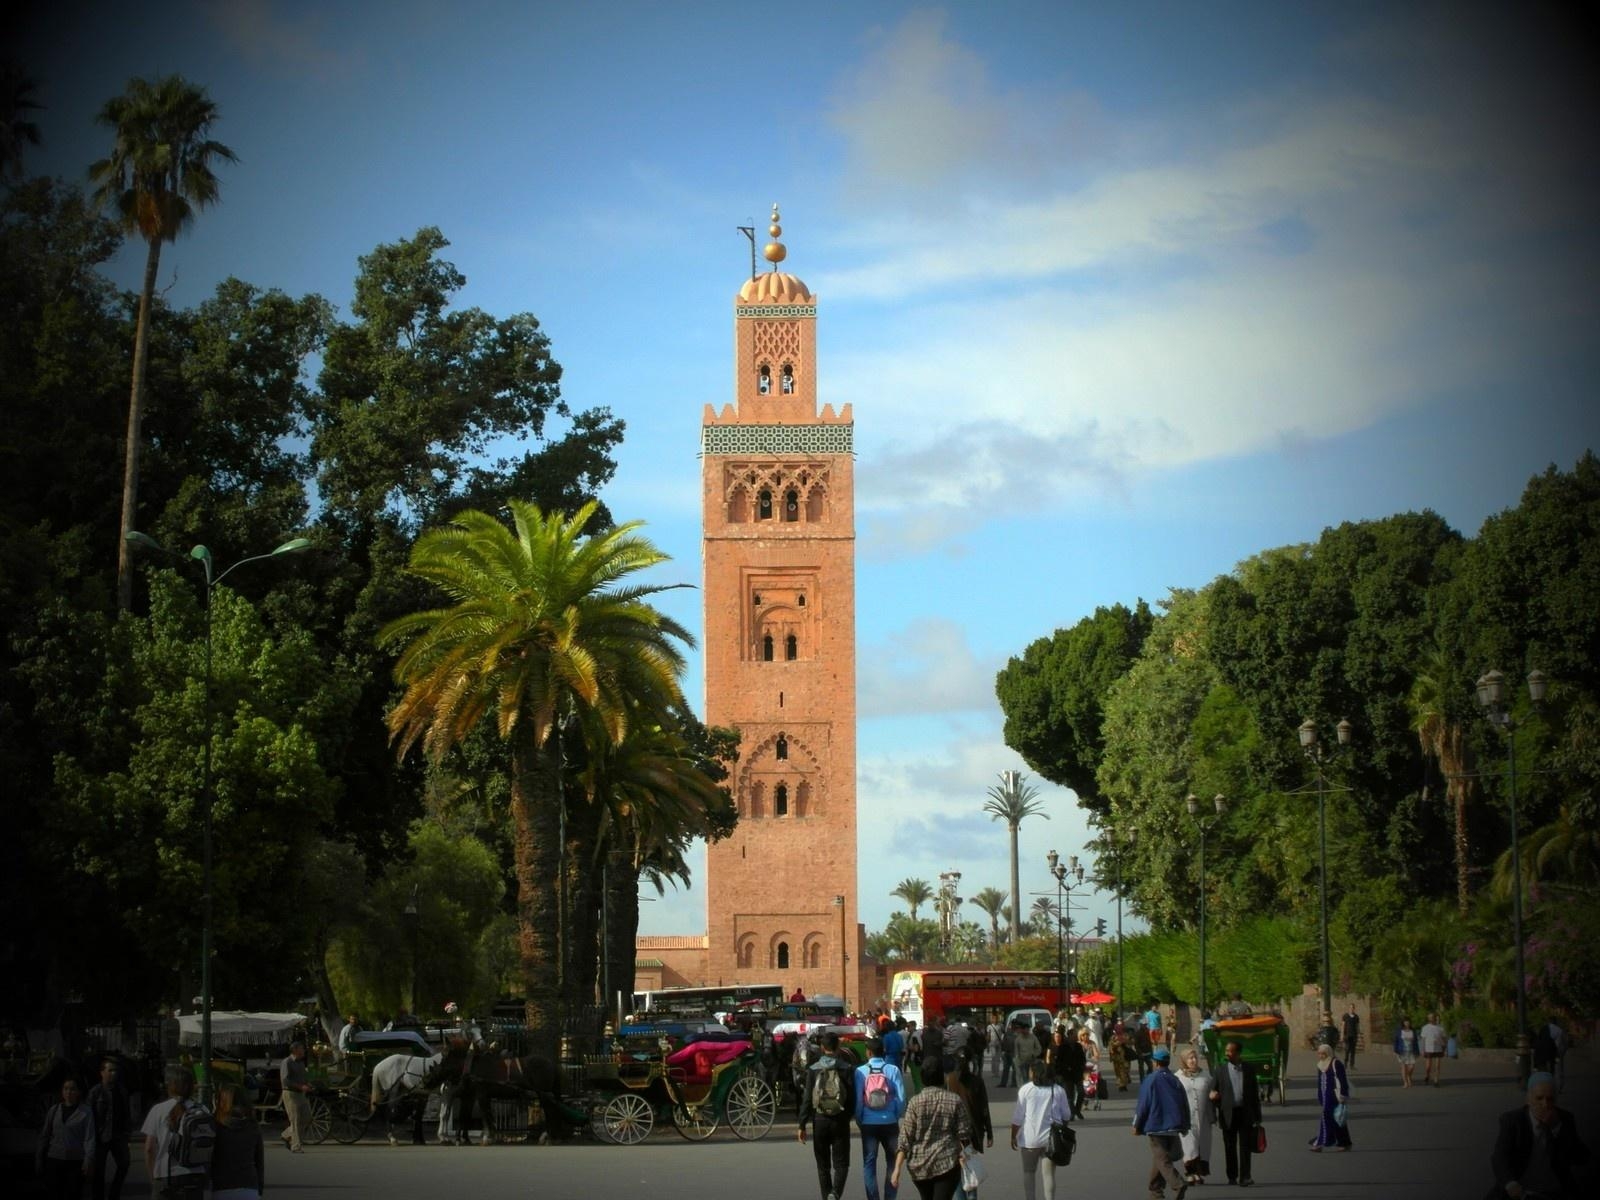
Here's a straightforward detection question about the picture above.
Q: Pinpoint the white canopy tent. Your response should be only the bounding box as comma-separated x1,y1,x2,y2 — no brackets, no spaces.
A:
177,1010,305,1047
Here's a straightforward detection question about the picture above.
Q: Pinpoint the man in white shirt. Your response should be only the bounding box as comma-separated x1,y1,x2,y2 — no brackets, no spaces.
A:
986,1018,1005,1080
1419,1013,1447,1086
337,1013,360,1059
141,1066,206,1196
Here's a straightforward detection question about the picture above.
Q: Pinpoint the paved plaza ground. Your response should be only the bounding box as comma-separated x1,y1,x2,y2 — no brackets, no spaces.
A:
38,1045,1600,1199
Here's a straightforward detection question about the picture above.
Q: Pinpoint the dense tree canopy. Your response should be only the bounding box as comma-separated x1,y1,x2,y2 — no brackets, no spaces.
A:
998,459,1600,1020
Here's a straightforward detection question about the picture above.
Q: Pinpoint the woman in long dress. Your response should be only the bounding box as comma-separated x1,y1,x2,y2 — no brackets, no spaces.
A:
1310,1043,1353,1151
1176,1046,1216,1183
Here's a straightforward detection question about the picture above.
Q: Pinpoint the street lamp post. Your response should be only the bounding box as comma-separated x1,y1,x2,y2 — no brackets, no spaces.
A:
1117,828,1135,1014
937,871,963,956
125,531,310,1105
833,894,848,1012
1046,850,1085,1014
403,884,420,1016
1185,794,1228,1013
1476,667,1548,1088
1297,716,1352,1048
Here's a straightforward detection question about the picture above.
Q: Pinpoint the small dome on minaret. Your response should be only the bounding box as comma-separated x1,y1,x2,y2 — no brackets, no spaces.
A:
739,202,813,303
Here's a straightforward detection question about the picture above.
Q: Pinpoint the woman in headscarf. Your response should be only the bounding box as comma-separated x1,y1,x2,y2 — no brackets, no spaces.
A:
1309,1043,1352,1151
1175,1045,1216,1183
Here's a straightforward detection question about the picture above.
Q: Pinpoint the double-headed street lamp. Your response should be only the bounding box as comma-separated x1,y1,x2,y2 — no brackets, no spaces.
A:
126,531,310,1104
1476,667,1548,1087
1185,794,1228,1013
1046,850,1086,1013
1298,716,1353,1047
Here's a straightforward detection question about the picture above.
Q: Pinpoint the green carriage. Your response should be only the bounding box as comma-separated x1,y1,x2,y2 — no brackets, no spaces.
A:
1200,1015,1291,1104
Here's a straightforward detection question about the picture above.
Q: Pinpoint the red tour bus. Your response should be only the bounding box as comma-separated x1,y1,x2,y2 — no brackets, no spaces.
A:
891,969,1078,1026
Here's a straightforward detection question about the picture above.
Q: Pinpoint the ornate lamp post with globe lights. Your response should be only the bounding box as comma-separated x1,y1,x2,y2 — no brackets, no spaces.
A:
1476,667,1548,1087
1046,850,1086,1013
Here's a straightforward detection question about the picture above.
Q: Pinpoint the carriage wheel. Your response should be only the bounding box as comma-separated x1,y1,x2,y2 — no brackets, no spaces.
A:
330,1095,370,1144
602,1092,654,1145
302,1095,332,1145
673,1102,718,1141
725,1075,776,1141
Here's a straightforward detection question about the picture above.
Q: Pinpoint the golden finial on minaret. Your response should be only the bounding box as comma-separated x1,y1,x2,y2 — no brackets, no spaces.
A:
763,202,787,268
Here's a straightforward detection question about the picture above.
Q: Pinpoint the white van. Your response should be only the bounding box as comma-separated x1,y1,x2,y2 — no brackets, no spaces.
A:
1005,1007,1054,1033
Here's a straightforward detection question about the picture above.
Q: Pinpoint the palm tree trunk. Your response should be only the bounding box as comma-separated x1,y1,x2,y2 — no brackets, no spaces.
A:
562,782,603,1018
1008,823,1022,944
117,237,161,611
602,834,640,1026
512,735,562,1063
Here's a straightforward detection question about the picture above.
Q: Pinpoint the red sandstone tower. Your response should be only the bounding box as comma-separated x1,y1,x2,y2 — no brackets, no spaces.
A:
700,208,864,1008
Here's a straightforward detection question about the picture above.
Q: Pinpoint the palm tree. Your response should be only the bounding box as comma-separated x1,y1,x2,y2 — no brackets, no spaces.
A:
89,75,236,609
984,769,1048,943
892,877,933,921
1409,650,1476,914
0,65,43,182
583,716,730,1015
1491,797,1600,898
1030,895,1058,938
970,886,1008,956
381,500,690,1058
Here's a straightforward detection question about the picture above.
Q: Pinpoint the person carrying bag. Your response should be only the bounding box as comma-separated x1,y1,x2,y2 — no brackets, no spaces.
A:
1009,1060,1073,1200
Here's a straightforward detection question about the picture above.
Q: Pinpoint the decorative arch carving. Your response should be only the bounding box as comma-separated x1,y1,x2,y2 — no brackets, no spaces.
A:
737,934,756,969
802,932,824,970
737,730,826,818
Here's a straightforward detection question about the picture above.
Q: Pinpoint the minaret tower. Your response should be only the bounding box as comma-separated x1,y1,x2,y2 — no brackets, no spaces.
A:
701,207,862,1007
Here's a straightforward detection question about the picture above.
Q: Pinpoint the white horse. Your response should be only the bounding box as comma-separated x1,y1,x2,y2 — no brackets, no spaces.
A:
370,1052,443,1145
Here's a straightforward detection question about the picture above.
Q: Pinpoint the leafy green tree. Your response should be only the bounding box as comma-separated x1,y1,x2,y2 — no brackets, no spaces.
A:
891,878,933,921
380,500,689,1058
89,74,236,609
995,601,1154,812
983,770,1048,944
51,571,338,1008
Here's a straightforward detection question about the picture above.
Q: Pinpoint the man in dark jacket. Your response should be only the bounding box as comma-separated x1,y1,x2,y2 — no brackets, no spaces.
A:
1214,1040,1263,1187
798,1031,858,1200
1486,1072,1588,1200
87,1057,131,1200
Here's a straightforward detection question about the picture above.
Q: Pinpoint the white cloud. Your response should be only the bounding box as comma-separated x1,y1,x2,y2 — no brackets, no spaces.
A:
859,617,997,716
813,14,1598,554
207,0,354,76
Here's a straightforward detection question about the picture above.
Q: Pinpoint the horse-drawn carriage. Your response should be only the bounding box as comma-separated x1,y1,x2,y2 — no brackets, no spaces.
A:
1200,1014,1291,1104
580,1038,776,1144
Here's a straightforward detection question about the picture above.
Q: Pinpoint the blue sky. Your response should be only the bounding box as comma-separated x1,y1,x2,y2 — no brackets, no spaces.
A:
19,1,1600,942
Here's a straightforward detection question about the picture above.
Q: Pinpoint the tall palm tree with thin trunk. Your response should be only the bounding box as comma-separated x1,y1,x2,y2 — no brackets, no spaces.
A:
90,74,236,609
0,65,43,182
380,500,689,1059
984,769,1048,944
1408,650,1476,915
971,886,1008,957
892,877,933,921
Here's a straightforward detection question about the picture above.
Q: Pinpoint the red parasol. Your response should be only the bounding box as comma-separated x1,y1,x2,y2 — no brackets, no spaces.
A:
1073,991,1116,1006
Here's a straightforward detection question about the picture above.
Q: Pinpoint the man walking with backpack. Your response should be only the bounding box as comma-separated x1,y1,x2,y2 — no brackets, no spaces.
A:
855,1035,907,1200
141,1066,213,1198
798,1031,857,1200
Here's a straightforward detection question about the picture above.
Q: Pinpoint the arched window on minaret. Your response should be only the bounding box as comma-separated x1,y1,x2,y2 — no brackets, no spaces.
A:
776,942,790,970
775,783,788,816
775,735,788,761
785,634,798,661
758,490,773,520
784,490,799,522
781,363,795,394
762,634,774,662
758,364,771,395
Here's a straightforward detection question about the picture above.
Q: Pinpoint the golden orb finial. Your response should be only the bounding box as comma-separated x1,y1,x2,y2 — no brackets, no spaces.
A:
763,202,787,266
